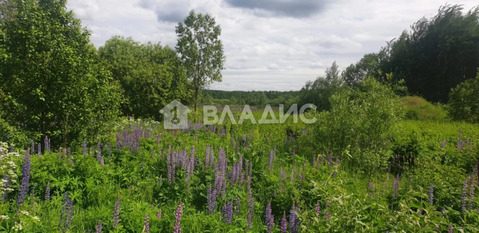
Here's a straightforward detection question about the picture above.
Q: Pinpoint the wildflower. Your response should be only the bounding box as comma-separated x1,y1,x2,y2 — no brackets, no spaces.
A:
222,199,233,224
281,212,287,233
265,202,274,233
113,195,120,228
96,220,102,233
207,187,217,214
83,139,87,156
16,152,31,205
156,210,162,220
45,182,50,201
143,213,149,233
30,141,34,154
315,200,321,217
462,177,469,212
58,192,74,233
289,203,298,233
174,201,182,233
469,179,475,211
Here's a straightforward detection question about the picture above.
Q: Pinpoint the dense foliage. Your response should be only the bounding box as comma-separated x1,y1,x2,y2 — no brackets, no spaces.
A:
298,62,344,112
448,72,479,123
343,5,479,103
99,37,190,120
202,90,299,107
1,1,479,232
1,115,478,232
312,78,404,172
176,10,225,112
0,0,121,147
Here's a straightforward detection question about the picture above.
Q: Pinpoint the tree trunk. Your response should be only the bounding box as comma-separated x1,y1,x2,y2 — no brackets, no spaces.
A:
194,87,199,122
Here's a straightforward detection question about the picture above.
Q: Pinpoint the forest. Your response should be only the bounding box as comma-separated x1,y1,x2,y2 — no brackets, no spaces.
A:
1,0,479,232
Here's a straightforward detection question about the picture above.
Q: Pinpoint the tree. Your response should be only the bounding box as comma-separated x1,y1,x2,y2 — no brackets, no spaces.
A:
0,0,120,146
176,10,225,112
314,78,403,172
99,36,190,120
377,5,479,103
298,62,343,112
448,71,479,123
341,53,380,86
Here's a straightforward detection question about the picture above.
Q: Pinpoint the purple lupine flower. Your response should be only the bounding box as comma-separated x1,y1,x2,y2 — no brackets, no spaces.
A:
44,136,50,153
96,220,102,233
16,152,31,205
441,140,446,149
315,200,321,217
247,180,254,229
469,179,475,211
265,202,274,233
37,143,42,156
207,187,217,214
221,179,227,199
45,182,51,201
59,192,74,233
429,184,434,205
269,150,274,171
448,225,453,233
205,145,210,168
462,177,469,213
327,153,333,167
157,210,162,220
324,200,331,221
113,195,120,228
247,210,253,229
289,203,298,233
281,212,287,233
234,197,241,214
222,199,233,224
324,210,330,221
174,201,182,233
30,141,35,154
143,213,150,233
83,139,87,156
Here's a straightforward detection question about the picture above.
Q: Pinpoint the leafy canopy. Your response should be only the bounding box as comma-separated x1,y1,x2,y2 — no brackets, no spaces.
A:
176,10,225,111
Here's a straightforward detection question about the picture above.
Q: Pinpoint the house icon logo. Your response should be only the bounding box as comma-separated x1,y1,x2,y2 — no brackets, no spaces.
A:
160,100,191,129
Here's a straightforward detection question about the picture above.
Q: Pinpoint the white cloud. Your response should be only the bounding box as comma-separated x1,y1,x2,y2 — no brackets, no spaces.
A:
67,0,478,91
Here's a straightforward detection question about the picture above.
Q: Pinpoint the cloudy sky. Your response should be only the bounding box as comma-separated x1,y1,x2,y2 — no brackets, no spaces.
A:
66,0,477,91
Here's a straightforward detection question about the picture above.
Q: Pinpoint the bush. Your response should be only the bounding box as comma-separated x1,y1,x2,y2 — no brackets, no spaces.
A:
400,96,447,121
448,72,479,123
315,78,404,172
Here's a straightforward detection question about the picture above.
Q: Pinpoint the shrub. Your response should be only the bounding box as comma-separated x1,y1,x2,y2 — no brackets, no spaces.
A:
448,72,479,123
315,78,404,172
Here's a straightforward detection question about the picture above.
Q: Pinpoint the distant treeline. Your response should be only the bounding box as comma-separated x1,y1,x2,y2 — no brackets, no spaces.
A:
202,90,300,107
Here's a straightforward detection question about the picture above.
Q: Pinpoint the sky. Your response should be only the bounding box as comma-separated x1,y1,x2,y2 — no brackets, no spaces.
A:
66,0,478,91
